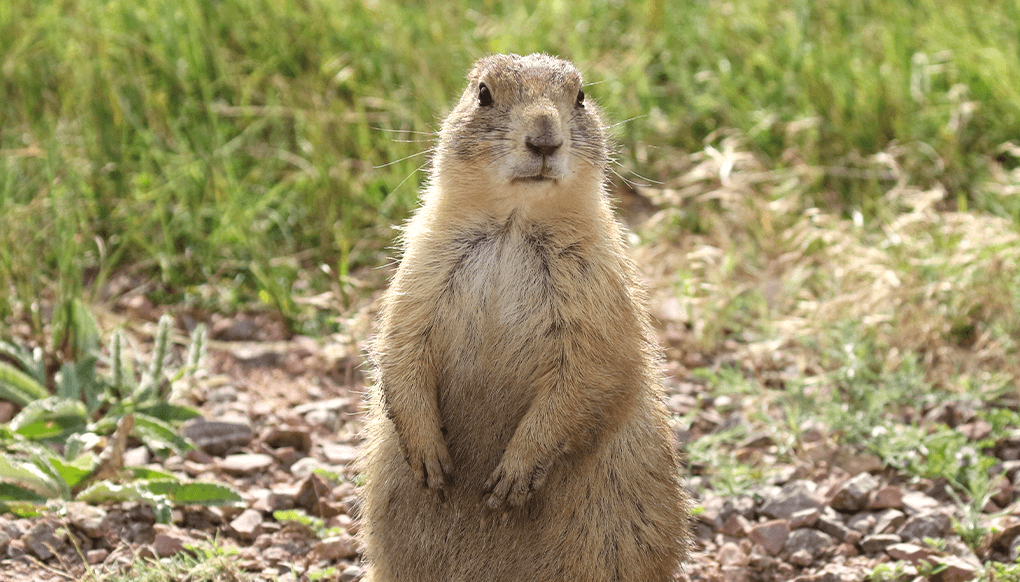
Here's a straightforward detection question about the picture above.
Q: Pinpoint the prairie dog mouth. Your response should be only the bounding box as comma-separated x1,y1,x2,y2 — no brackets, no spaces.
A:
512,174,556,183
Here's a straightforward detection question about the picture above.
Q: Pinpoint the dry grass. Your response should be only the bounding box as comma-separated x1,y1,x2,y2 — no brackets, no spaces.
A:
635,131,1020,396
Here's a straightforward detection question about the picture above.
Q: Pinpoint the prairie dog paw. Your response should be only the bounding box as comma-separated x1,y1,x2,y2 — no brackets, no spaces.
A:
401,434,454,491
482,456,550,511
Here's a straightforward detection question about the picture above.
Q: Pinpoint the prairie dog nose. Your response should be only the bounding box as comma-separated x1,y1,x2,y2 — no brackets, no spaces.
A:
524,110,563,156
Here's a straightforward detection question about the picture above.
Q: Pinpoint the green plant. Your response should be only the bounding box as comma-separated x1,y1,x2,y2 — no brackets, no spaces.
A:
272,509,345,540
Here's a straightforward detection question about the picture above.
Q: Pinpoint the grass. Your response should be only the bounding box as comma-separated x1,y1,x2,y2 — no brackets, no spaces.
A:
1,0,1020,577
2,0,1019,332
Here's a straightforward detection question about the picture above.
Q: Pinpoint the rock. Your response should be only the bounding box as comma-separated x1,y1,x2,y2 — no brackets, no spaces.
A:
65,501,108,538
340,564,364,582
868,485,904,509
292,397,356,415
313,534,358,560
957,419,992,441
759,480,822,520
720,514,751,537
230,509,264,541
264,427,313,453
931,555,980,582
1011,536,1020,562
295,473,342,517
789,548,813,566
212,316,260,341
790,508,820,529
816,512,852,542
748,520,789,556
229,345,283,367
220,453,274,476
846,512,876,535
874,509,907,534
321,443,361,467
859,533,902,554
900,491,940,515
153,527,197,557
86,548,108,564
989,516,1020,551
24,519,64,561
718,541,749,566
897,511,951,541
0,401,16,423
783,529,834,560
886,542,934,564
831,473,880,513
182,419,255,457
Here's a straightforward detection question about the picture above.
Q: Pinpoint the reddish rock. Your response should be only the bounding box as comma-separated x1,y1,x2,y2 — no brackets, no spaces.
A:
748,519,790,556
868,486,904,510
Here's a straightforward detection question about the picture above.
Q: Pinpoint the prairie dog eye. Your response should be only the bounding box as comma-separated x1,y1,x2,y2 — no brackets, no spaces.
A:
576,88,585,107
478,82,493,107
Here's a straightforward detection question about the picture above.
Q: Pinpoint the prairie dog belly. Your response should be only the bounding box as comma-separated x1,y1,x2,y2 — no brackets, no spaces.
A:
435,225,559,483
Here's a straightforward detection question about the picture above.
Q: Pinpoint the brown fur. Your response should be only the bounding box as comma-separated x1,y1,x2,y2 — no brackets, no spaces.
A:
359,53,689,581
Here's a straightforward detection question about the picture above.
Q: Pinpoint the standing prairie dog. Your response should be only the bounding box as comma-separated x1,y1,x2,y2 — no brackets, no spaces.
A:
360,53,689,581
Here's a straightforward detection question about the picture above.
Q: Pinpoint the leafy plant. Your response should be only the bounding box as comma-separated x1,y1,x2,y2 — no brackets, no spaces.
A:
0,311,241,516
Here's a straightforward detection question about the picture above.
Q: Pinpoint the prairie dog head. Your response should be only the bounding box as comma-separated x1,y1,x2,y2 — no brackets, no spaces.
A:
430,53,609,218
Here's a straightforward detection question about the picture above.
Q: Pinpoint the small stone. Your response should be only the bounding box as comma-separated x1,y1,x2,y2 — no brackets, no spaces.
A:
183,419,255,457
900,491,939,515
212,316,259,341
859,533,902,554
957,419,992,441
65,501,108,538
1010,536,1020,562
86,549,108,564
718,541,749,566
759,480,822,520
313,534,359,560
874,509,907,534
295,473,342,517
153,528,196,557
932,555,980,582
846,512,876,535
23,519,63,561
816,513,852,542
0,401,16,423
831,473,880,513
230,509,264,541
783,528,835,560
886,542,934,564
748,519,789,556
321,443,361,467
989,516,1020,551
220,453,274,476
790,507,821,529
264,427,313,453
897,511,951,541
789,548,813,566
123,446,150,466
720,514,750,537
868,485,904,510
340,564,364,582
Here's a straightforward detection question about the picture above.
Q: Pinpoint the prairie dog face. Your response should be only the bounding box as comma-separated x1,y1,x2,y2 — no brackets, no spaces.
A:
432,54,609,215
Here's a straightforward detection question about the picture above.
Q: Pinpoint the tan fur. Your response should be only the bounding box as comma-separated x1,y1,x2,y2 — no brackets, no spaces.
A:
359,53,689,582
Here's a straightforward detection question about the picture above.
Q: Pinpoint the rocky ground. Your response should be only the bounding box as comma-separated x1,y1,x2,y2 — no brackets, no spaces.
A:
1,289,1019,582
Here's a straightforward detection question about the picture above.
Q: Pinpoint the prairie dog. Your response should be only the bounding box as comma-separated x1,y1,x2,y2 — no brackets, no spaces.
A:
360,53,689,581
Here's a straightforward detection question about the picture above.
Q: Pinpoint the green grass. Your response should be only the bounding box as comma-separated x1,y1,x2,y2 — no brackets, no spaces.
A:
2,0,1019,333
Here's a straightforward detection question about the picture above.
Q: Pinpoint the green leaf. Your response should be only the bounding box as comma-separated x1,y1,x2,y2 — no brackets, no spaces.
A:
136,402,202,423
75,481,174,523
126,466,178,481
0,340,45,385
0,360,49,406
48,453,97,488
9,397,87,441
0,454,62,498
162,481,243,506
131,413,193,456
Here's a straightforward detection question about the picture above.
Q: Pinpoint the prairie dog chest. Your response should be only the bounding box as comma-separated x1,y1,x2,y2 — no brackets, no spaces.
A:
449,227,555,339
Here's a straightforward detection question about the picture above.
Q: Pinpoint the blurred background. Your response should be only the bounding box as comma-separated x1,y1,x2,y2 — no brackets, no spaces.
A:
2,0,1020,578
